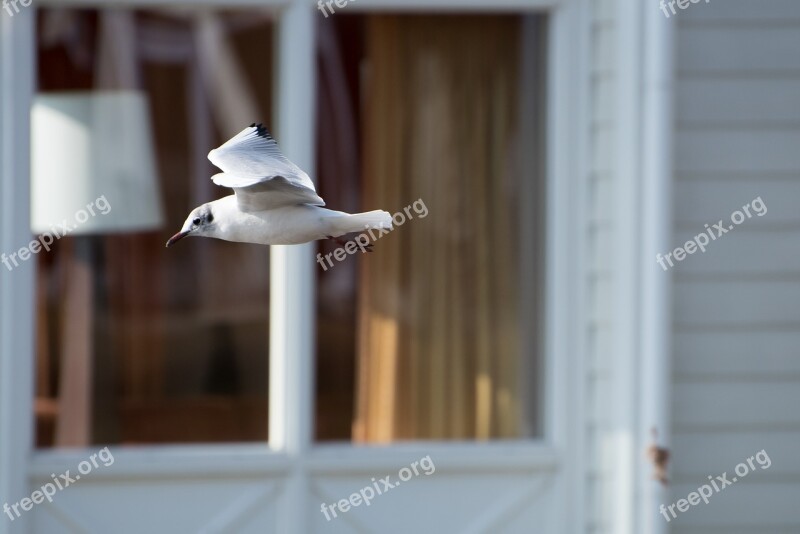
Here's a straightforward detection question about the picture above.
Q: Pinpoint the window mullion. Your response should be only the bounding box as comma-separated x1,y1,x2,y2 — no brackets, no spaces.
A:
268,0,316,456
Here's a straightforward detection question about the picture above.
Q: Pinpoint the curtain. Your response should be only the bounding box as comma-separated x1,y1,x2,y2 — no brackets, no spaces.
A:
355,16,524,442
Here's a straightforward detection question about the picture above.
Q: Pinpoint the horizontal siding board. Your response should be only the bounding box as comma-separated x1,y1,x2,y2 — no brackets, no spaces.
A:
672,431,800,477
680,0,800,22
677,172,800,181
674,281,800,326
674,180,795,224
673,382,800,426
678,27,800,73
672,529,800,534
675,130,800,173
674,331,800,376
671,3,800,534
677,79,800,124
666,482,800,528
667,231,800,275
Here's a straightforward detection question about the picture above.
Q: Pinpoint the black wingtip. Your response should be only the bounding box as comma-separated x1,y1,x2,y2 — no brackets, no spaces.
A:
250,123,272,140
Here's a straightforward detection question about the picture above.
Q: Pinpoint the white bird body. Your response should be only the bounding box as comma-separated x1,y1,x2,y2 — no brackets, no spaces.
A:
166,124,392,248
206,195,388,245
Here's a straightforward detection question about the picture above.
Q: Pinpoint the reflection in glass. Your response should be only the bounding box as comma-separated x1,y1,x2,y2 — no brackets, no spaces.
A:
315,15,547,442
34,8,276,447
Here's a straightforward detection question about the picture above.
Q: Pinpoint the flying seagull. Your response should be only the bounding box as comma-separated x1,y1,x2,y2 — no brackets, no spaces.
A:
166,123,392,248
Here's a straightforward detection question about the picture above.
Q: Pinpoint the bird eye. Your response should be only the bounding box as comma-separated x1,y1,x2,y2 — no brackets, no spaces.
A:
193,217,202,226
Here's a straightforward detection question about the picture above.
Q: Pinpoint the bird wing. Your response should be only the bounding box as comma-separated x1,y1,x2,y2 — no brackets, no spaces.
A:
208,123,325,211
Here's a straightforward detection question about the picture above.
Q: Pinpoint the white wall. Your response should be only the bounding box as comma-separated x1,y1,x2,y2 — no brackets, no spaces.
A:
586,0,617,531
0,10,36,534
671,1,800,533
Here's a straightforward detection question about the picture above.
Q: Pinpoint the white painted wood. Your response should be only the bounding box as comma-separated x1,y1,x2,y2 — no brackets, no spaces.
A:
671,11,800,532
0,9,36,534
667,483,800,530
674,281,800,327
29,443,561,532
32,477,283,533
269,4,316,534
677,79,800,124
592,0,614,24
592,76,615,124
589,176,613,225
588,324,614,375
592,22,615,74
41,0,287,6
675,331,800,377
338,0,562,9
671,231,800,275
589,226,615,276
587,381,612,431
269,0,315,458
674,179,799,223
31,446,292,479
306,443,558,473
28,447,561,533
681,0,800,22
544,0,591,532
675,130,800,173
673,382,800,428
592,2,676,534
311,471,556,534
678,26,800,74
672,528,800,534
592,125,616,174
672,431,800,476
636,3,674,533
610,0,641,531
41,0,562,7
590,276,614,326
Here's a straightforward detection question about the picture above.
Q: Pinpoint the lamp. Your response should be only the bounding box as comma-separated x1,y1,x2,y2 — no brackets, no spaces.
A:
31,90,163,446
32,91,163,234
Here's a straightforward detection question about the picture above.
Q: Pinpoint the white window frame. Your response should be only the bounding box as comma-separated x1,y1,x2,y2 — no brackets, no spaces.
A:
0,10,36,534
0,1,590,532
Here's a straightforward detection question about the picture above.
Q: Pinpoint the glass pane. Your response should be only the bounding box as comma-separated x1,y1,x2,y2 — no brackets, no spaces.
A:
315,14,547,442
34,8,276,447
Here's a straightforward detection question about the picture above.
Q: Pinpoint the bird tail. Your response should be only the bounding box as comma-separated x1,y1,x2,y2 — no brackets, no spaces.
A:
329,210,393,237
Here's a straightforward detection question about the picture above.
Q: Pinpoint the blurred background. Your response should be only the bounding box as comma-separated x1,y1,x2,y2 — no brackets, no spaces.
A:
30,9,544,447
1,0,799,533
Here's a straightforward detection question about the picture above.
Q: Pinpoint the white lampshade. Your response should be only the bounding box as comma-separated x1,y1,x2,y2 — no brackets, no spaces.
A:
31,91,164,235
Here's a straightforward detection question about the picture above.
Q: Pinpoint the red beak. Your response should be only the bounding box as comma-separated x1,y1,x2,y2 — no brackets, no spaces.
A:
166,231,190,248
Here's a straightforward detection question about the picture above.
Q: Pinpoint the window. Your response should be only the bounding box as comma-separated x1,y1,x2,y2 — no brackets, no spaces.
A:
3,1,582,531
31,7,549,449
34,8,277,446
314,14,548,442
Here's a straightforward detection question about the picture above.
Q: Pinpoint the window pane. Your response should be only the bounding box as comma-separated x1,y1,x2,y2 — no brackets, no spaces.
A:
34,8,276,447
315,14,546,441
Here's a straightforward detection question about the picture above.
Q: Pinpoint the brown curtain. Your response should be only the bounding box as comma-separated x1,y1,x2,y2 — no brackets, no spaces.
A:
355,16,523,442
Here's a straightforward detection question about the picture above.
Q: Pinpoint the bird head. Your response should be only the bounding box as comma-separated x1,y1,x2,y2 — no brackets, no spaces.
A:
166,204,216,247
